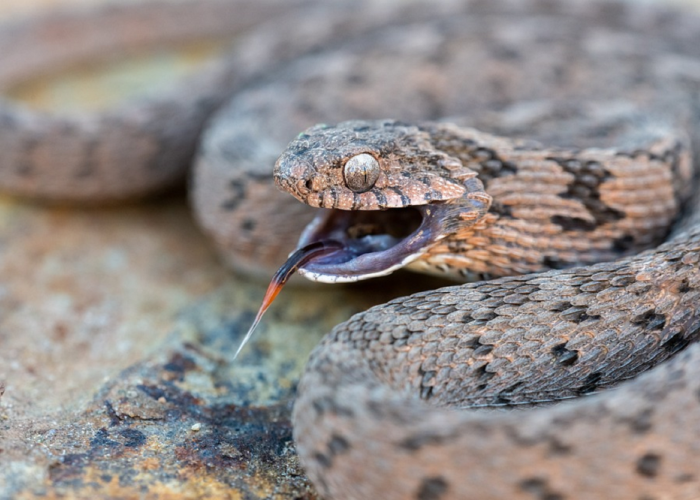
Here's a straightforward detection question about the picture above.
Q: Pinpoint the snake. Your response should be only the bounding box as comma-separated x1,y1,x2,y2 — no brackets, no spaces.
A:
2,0,700,499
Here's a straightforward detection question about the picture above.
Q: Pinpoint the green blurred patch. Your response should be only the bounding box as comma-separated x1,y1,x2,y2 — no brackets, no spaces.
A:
7,37,232,112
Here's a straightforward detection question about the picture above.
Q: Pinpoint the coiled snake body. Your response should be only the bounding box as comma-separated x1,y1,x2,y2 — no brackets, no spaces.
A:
4,0,700,499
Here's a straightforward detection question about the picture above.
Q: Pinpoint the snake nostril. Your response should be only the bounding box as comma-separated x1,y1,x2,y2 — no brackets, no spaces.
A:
295,178,314,194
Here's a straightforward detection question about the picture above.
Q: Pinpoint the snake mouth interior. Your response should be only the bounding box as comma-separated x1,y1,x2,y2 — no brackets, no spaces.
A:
296,205,446,283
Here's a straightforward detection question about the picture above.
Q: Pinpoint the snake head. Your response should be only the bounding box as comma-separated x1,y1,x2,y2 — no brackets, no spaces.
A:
275,120,475,209
274,119,491,282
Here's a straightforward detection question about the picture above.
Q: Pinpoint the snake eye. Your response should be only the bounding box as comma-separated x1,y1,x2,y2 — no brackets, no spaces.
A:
343,154,380,193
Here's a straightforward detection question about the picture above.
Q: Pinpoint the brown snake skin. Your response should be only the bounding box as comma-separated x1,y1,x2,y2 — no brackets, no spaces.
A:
2,0,700,499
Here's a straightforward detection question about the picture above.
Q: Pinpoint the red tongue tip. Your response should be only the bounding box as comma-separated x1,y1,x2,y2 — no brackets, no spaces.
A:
233,240,343,360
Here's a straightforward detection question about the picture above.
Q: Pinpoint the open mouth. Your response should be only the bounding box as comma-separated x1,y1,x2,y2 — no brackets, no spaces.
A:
236,203,451,358
296,204,449,283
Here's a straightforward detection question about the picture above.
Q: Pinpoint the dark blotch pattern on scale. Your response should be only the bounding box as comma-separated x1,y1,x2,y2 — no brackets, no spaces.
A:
548,157,625,231
636,453,662,478
518,477,565,500
551,343,580,366
416,476,449,500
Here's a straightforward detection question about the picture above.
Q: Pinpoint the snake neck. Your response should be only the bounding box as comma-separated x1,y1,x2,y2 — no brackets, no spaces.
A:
406,122,692,280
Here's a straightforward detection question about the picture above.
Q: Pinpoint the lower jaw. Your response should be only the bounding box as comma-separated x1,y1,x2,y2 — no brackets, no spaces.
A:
298,251,425,283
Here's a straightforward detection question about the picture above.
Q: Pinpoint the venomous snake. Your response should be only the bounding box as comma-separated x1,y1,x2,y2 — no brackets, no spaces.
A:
3,0,700,499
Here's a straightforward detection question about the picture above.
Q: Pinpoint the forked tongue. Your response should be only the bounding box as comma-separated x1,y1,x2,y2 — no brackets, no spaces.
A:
233,240,344,359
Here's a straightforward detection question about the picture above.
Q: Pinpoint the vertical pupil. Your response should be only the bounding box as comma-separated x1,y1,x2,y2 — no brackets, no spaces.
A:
344,154,378,193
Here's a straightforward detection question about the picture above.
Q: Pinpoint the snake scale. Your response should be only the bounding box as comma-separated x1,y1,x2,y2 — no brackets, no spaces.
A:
2,0,700,499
